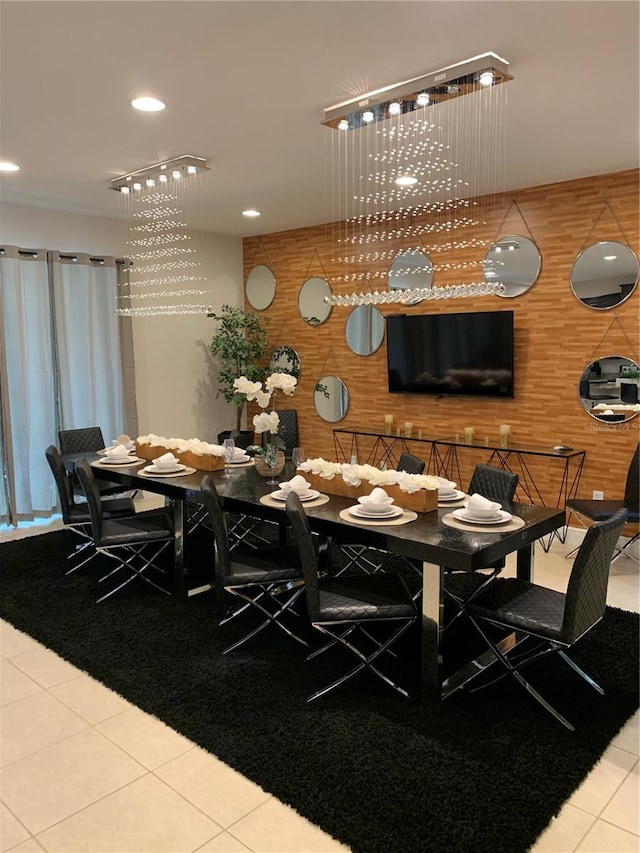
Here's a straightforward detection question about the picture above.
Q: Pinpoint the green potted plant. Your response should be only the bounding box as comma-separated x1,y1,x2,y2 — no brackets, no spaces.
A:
208,304,269,434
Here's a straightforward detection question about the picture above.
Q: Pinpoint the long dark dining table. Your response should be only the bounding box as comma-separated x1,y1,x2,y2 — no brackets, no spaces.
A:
67,454,565,701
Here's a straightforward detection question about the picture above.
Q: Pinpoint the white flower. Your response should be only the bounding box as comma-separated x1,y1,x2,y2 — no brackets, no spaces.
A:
298,457,343,479
266,372,297,396
253,411,280,434
233,377,263,397
253,389,272,408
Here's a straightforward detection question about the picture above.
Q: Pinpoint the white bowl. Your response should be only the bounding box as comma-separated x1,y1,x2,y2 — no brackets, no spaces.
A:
358,495,394,513
466,500,501,519
280,480,311,495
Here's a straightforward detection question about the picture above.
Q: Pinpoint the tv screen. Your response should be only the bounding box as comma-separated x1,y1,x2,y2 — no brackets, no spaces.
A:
386,310,514,398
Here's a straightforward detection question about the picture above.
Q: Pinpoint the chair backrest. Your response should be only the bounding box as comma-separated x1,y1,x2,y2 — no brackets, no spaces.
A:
217,430,254,450
285,492,321,619
468,464,518,504
74,458,105,541
564,508,628,642
397,452,425,475
58,427,105,455
620,383,639,405
274,410,298,458
45,445,76,523
624,443,640,508
200,476,232,582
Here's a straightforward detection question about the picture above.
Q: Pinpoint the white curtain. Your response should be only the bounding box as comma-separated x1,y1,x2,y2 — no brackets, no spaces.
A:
0,248,58,522
52,253,125,439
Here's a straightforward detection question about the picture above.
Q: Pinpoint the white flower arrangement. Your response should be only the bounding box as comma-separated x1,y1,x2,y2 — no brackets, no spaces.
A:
136,434,225,457
298,457,440,493
232,371,298,436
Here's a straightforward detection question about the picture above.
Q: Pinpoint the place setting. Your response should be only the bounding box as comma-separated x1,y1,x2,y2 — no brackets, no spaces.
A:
92,441,142,466
226,446,254,467
339,487,417,527
442,493,524,532
137,452,196,478
260,474,330,508
434,477,467,507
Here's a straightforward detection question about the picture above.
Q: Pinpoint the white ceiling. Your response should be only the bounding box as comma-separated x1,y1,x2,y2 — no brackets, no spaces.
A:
1,0,638,238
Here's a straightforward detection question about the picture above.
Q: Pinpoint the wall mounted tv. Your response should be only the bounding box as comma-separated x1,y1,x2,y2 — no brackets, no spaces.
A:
386,310,514,398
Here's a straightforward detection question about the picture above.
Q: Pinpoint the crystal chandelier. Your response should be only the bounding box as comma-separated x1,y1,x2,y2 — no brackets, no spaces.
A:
110,155,212,317
323,53,513,307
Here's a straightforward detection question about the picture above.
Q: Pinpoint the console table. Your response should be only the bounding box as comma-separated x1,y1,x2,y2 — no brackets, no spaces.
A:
333,429,586,550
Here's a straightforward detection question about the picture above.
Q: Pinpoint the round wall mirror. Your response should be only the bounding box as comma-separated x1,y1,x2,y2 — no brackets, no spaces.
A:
245,264,276,310
345,305,385,356
298,276,332,325
388,248,433,305
484,234,542,298
579,355,639,422
571,241,639,309
269,345,301,378
314,375,350,423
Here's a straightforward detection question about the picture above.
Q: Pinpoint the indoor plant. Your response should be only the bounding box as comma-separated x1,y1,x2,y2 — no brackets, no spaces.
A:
208,304,269,431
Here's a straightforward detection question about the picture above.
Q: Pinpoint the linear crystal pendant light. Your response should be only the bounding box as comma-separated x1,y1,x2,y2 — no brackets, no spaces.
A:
110,155,212,317
322,52,512,306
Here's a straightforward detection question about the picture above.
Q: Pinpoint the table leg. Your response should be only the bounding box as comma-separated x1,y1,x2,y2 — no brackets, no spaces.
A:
516,541,535,582
172,498,185,598
420,561,445,702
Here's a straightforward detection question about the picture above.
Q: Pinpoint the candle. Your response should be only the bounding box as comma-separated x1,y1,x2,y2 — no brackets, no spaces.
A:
404,421,413,438
499,423,510,448
384,414,393,435
464,427,474,444
418,429,423,440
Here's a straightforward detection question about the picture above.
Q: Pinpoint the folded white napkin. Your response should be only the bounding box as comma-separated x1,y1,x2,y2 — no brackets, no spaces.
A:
360,487,394,507
155,452,179,469
467,493,501,514
232,448,247,460
280,474,311,494
435,478,457,494
105,443,129,459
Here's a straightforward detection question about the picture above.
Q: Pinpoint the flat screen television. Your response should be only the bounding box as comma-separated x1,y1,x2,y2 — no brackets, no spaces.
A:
386,310,514,398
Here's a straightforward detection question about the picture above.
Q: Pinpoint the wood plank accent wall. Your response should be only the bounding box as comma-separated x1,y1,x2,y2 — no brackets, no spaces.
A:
243,169,639,512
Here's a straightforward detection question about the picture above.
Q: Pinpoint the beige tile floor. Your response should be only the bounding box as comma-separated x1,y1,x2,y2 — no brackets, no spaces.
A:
0,506,638,853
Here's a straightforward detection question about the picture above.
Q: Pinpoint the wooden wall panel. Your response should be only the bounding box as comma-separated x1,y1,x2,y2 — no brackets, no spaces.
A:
243,169,639,514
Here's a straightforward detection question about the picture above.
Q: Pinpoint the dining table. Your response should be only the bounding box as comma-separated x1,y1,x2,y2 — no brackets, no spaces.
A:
65,452,565,702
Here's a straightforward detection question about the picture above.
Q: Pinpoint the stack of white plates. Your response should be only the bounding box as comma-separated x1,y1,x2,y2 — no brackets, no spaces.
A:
452,508,512,525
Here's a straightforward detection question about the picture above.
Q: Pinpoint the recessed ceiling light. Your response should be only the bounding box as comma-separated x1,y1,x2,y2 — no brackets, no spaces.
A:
0,161,20,172
395,175,418,187
130,96,166,112
604,255,617,261
242,209,261,218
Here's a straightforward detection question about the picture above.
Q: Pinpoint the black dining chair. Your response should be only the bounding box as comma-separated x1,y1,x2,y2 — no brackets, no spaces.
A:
75,458,175,603
200,475,309,653
462,508,628,730
59,426,126,498
285,491,417,701
274,410,299,459
396,452,425,474
45,445,136,574
565,442,639,563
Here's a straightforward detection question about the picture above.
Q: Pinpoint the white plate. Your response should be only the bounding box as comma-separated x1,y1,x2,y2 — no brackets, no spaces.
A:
143,463,186,475
349,504,403,519
99,456,142,466
438,489,466,502
270,489,320,502
452,508,512,525
229,456,250,464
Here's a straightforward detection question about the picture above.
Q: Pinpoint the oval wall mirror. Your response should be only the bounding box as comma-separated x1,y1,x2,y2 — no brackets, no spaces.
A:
571,241,639,309
483,234,542,298
245,264,276,310
269,345,301,378
314,375,350,423
345,305,385,356
579,355,639,422
298,276,332,325
388,248,433,305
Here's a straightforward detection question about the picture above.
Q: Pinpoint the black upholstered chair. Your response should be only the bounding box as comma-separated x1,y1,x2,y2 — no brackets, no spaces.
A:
75,458,174,603
566,443,639,563
200,475,308,653
444,464,520,619
274,410,299,459
59,426,125,498
396,452,425,474
620,382,639,405
285,492,416,701
463,508,629,730
45,445,136,574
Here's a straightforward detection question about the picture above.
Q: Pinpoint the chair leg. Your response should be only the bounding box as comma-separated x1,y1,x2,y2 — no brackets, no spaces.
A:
222,584,308,653
557,650,604,694
611,532,639,564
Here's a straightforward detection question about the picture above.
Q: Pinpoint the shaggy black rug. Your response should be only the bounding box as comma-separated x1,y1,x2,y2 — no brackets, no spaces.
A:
1,530,638,853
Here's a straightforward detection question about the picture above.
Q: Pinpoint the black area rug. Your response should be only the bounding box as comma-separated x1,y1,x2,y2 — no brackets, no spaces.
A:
1,530,638,853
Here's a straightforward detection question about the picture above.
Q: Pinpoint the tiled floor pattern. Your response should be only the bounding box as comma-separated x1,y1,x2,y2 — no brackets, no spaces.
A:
1,505,638,853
